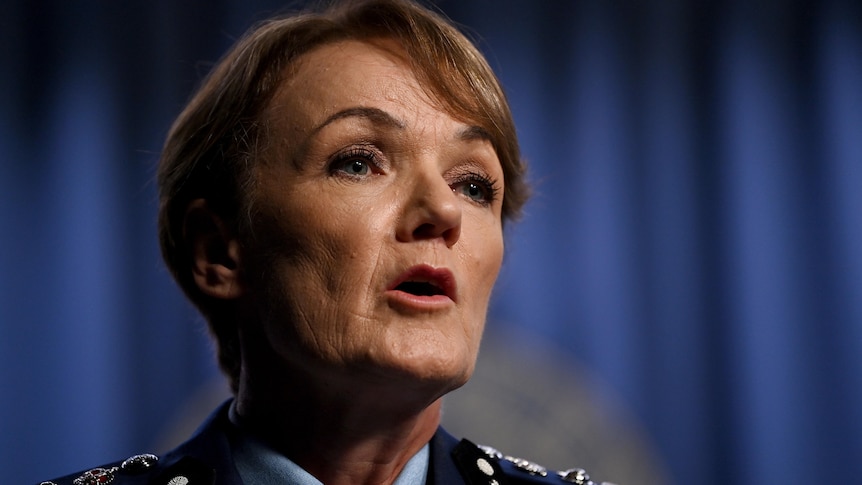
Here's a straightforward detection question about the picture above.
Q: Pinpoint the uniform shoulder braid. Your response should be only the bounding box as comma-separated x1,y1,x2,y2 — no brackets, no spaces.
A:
451,439,617,485
36,453,215,485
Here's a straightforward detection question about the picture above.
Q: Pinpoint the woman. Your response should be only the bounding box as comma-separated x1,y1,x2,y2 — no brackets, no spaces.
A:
40,1,610,484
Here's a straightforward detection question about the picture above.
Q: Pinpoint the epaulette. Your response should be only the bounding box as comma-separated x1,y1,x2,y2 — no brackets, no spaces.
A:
36,454,214,485
452,439,617,485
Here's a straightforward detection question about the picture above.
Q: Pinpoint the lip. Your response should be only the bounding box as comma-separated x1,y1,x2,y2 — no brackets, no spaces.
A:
385,264,457,309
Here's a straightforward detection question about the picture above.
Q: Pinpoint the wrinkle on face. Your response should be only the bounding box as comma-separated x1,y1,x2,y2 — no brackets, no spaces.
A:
241,38,504,396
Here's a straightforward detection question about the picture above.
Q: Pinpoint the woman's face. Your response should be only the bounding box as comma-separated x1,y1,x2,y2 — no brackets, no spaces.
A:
243,39,504,395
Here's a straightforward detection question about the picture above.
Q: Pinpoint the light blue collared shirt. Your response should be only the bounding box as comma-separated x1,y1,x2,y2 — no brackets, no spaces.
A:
229,405,429,485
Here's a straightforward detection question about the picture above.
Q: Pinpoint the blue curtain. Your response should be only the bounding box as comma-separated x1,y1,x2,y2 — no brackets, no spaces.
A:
2,1,860,484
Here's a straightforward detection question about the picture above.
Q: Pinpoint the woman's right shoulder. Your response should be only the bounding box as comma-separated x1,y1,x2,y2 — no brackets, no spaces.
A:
36,453,218,485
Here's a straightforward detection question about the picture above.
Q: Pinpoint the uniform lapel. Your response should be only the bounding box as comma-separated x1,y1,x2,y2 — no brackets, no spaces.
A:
428,427,468,485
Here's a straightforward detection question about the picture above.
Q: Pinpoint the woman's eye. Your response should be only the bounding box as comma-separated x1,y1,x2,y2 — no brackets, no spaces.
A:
338,159,370,176
451,173,499,206
456,181,487,201
329,148,379,177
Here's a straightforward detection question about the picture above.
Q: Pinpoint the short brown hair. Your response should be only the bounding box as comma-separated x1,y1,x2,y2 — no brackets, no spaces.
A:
157,0,528,392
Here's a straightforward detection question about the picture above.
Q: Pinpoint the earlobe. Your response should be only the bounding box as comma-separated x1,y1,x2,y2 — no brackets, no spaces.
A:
184,199,244,300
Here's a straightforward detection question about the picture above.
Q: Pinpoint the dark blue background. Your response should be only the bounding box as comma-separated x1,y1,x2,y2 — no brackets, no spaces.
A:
2,1,861,484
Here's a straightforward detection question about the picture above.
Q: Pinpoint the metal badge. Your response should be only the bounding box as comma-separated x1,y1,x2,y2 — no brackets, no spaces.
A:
476,457,495,477
120,453,159,474
477,444,504,460
505,456,548,477
559,467,591,484
166,476,189,485
72,467,118,485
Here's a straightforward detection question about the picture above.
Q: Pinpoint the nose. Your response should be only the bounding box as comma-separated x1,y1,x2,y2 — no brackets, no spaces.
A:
396,169,462,247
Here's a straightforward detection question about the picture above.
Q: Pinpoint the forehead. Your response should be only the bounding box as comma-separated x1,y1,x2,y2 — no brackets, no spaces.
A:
288,38,411,86
266,39,445,129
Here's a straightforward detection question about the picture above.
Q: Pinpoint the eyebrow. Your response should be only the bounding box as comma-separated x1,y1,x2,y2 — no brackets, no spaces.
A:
456,124,493,143
313,107,406,134
313,106,492,144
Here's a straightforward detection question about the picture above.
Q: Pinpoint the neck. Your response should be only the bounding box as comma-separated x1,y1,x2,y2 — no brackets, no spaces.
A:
234,360,444,485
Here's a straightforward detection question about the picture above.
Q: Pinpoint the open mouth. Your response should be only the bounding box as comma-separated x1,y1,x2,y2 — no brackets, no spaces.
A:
387,264,456,302
395,281,446,297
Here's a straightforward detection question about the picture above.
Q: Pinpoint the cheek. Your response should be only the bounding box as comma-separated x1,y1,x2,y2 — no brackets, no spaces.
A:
464,225,505,303
455,222,503,355
248,204,391,352
252,189,382,283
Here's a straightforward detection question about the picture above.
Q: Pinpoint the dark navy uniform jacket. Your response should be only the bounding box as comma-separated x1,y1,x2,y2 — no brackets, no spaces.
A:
38,401,611,485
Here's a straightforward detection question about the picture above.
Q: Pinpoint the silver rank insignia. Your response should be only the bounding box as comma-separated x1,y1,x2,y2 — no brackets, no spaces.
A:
72,467,118,485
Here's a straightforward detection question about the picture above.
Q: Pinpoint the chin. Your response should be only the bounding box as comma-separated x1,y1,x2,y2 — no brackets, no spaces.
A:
368,346,477,397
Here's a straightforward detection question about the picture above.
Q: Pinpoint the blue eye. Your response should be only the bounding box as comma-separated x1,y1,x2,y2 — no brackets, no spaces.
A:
451,171,500,206
339,159,370,175
457,181,488,201
330,147,378,177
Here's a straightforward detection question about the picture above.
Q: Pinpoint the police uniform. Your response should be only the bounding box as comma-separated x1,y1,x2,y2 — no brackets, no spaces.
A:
38,401,614,485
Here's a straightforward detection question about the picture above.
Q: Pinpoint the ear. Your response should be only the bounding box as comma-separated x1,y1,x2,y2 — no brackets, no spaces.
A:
184,199,244,300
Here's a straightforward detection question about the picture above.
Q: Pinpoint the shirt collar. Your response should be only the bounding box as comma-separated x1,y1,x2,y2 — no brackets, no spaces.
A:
228,403,429,485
